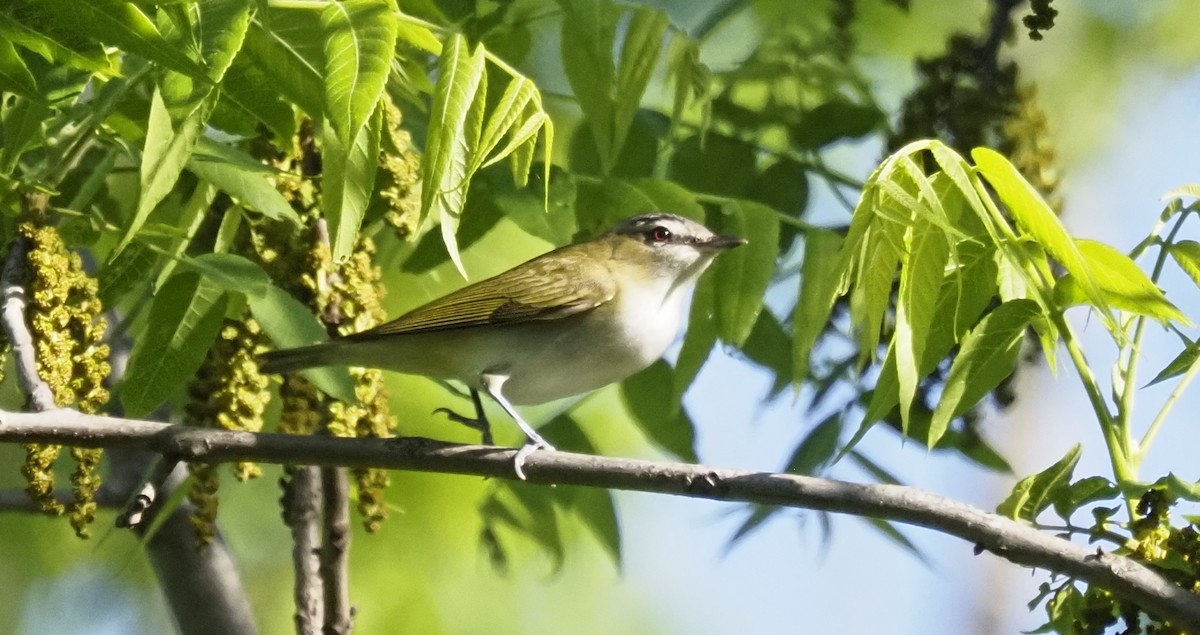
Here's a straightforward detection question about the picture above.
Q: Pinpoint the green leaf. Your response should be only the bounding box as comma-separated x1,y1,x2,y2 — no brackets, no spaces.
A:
895,220,950,433
394,18,440,54
0,4,117,76
248,285,356,403
741,310,793,397
115,87,211,256
1145,340,1200,387
473,76,536,172
0,37,38,98
790,100,884,149
849,210,904,367
973,147,1111,322
668,134,757,199
421,33,486,277
1160,473,1200,503
320,0,397,143
929,299,1039,447
479,482,564,570
152,181,217,290
482,163,577,246
611,5,667,168
1051,476,1118,520
1162,184,1200,202
187,152,301,224
537,416,621,565
39,0,208,80
996,444,1081,521
784,413,841,475
559,0,618,173
793,230,842,385
159,0,252,121
97,242,159,307
857,346,899,444
1045,584,1085,634
120,272,230,418
861,517,927,564
508,123,538,188
672,274,717,407
215,53,297,140
666,32,709,139
1168,240,1200,289
177,253,272,299
559,483,620,567
1053,239,1188,325
323,101,382,262
621,361,697,462
243,11,325,116
0,95,50,175
710,201,779,347
727,504,780,546
627,179,706,221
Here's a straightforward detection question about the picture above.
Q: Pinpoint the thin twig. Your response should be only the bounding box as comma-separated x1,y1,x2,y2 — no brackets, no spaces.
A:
1,203,56,412
1,408,1199,631
282,466,324,635
115,457,181,528
319,467,354,635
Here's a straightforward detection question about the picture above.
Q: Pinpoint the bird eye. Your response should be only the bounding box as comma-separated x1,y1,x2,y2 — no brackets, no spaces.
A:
650,226,672,242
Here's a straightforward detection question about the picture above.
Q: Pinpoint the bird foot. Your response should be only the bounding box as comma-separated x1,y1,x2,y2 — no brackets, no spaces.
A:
432,407,494,446
513,439,555,480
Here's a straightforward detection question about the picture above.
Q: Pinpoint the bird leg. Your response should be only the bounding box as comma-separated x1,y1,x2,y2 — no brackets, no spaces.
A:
433,388,495,446
481,373,555,480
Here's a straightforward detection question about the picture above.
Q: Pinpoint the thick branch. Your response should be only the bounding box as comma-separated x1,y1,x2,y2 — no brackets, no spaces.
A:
131,461,258,635
2,408,1199,631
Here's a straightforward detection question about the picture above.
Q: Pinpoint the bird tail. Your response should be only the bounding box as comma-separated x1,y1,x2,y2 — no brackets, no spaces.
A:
258,342,344,375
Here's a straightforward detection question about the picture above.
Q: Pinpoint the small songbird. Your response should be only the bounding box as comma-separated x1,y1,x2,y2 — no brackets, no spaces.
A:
259,212,745,477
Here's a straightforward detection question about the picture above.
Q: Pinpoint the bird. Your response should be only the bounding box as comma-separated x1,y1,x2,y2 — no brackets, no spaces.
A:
259,212,746,477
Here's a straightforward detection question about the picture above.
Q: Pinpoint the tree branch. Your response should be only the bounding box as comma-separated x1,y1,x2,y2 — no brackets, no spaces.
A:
131,460,259,635
282,466,324,635
319,467,353,634
1,408,1199,631
1,214,57,412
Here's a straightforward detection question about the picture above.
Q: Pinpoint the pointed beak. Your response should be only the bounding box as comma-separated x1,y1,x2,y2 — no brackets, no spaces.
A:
701,234,747,250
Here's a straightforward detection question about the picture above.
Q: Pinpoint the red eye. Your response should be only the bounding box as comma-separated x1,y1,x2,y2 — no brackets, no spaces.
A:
651,226,672,242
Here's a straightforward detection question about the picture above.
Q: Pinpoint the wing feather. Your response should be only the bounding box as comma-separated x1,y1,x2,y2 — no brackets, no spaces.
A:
348,245,616,340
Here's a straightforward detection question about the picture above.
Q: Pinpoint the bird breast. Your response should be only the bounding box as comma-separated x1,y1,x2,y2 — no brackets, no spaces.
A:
495,275,687,404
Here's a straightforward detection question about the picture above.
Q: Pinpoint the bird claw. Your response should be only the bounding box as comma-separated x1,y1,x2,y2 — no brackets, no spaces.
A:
513,439,555,480
432,407,494,445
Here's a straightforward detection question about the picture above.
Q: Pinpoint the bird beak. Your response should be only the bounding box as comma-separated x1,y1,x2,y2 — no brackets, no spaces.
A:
702,234,747,250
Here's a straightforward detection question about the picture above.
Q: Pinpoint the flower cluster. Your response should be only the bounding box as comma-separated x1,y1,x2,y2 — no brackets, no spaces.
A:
183,316,271,546
19,220,111,537
251,118,400,532
379,98,422,241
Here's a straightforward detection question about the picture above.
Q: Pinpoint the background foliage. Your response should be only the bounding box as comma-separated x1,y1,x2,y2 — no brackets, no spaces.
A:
3,0,1200,634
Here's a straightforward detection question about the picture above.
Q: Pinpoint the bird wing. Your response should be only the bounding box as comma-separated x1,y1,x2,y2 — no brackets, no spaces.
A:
348,246,616,339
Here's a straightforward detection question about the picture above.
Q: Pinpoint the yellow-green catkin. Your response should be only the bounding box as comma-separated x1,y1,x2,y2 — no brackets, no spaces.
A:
256,221,396,532
1003,84,1062,212
379,97,422,241
183,315,271,547
303,235,397,532
20,220,111,537
252,117,400,532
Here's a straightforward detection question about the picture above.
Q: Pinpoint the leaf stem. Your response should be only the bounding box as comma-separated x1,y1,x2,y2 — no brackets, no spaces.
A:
1138,348,1200,463
1055,313,1135,491
1120,206,1191,470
